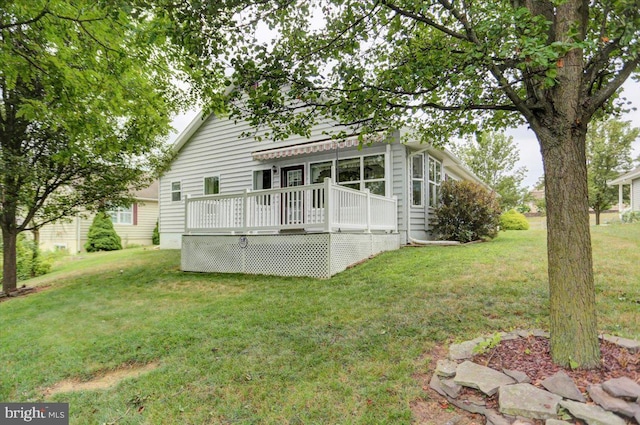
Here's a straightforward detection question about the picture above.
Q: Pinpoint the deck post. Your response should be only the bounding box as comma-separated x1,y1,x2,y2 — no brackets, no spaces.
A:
184,194,191,234
393,196,398,233
324,178,332,232
364,188,371,233
243,189,250,233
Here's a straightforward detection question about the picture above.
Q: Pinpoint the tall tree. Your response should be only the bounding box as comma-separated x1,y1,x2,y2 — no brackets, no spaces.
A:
0,1,234,293
586,119,638,225
180,0,640,368
453,131,528,210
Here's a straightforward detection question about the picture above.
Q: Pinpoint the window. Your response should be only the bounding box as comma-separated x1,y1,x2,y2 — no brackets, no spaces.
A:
363,154,385,195
411,154,424,207
109,205,133,225
428,156,442,207
204,176,220,195
171,181,181,202
338,157,361,190
253,169,272,190
310,161,332,184
337,154,386,195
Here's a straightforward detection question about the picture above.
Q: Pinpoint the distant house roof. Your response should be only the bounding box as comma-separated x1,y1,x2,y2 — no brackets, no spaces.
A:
608,166,640,186
132,180,158,201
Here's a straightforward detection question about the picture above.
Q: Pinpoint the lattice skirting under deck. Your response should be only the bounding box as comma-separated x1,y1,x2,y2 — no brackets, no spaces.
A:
181,233,400,279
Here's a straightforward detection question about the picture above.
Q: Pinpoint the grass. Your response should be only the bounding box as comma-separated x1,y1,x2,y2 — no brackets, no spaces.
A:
1,223,639,424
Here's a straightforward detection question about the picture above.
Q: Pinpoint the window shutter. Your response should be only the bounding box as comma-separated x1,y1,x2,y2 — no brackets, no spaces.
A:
133,203,138,226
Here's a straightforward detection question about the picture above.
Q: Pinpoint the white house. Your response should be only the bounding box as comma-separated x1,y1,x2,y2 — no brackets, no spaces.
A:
159,112,488,278
609,166,640,213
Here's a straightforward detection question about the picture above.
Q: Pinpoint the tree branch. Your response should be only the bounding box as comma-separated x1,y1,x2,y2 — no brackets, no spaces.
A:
380,0,468,41
0,7,48,30
586,54,640,118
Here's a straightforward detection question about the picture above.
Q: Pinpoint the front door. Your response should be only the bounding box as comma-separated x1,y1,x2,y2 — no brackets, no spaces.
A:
281,165,305,225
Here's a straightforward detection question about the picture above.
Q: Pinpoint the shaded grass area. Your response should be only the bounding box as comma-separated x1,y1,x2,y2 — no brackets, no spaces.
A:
1,224,638,424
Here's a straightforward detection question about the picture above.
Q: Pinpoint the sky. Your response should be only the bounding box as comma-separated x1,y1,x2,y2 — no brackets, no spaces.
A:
169,81,640,190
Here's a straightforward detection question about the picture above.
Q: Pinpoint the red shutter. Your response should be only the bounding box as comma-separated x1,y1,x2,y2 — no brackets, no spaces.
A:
133,203,138,226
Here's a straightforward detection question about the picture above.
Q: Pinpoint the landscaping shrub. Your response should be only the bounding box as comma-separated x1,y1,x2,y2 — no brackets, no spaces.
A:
621,210,640,223
0,234,52,281
500,209,530,230
432,180,501,243
84,212,122,252
152,220,160,245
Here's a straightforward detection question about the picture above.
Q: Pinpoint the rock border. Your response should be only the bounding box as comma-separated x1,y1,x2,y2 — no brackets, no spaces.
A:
430,330,640,425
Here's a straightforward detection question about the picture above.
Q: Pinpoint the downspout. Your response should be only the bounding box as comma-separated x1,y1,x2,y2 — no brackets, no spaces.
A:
406,147,460,246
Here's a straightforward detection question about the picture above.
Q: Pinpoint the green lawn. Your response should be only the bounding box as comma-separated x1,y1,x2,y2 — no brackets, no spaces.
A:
1,224,639,424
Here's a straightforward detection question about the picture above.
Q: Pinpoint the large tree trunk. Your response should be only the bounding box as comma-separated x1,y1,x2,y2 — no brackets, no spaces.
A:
2,229,18,294
539,128,601,369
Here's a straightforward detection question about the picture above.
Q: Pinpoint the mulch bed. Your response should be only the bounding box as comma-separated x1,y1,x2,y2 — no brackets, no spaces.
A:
471,335,640,410
0,285,49,302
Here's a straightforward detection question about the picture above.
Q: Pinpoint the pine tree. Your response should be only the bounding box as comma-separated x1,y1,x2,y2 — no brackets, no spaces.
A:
84,212,122,252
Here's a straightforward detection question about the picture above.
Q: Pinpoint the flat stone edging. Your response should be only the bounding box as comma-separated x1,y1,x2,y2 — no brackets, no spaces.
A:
430,330,640,425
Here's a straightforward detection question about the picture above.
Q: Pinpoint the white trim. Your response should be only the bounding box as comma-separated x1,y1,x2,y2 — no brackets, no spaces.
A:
609,166,640,186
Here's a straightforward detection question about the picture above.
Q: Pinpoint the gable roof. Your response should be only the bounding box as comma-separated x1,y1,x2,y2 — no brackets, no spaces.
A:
132,180,158,201
609,166,640,185
172,111,209,153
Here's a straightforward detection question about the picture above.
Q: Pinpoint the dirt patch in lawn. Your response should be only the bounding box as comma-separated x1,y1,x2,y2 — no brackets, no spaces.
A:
44,362,159,397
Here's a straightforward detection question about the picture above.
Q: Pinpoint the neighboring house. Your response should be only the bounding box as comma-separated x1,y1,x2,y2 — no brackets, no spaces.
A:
609,166,640,213
160,111,488,278
38,181,159,253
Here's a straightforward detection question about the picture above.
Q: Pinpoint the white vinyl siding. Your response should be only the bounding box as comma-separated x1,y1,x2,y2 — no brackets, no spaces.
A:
159,114,344,235
633,178,640,211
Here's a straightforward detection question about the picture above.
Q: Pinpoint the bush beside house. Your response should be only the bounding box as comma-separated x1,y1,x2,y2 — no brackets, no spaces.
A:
84,212,122,252
432,180,501,243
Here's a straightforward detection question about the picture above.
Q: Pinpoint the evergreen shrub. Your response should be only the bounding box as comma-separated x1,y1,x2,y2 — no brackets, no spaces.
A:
432,180,501,243
152,220,160,245
85,212,122,252
500,209,530,230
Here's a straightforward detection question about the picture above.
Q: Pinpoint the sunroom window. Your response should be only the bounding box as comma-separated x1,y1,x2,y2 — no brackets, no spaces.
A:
337,154,386,195
428,156,442,207
411,154,424,207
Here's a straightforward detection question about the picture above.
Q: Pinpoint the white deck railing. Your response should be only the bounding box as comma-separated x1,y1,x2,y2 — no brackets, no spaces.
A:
185,178,397,234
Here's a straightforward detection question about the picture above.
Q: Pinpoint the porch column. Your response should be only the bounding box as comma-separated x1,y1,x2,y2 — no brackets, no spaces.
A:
618,184,623,218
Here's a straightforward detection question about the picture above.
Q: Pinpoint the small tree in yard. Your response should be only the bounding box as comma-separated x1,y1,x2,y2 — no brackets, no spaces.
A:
586,119,639,225
84,213,122,253
454,131,528,210
433,181,501,243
